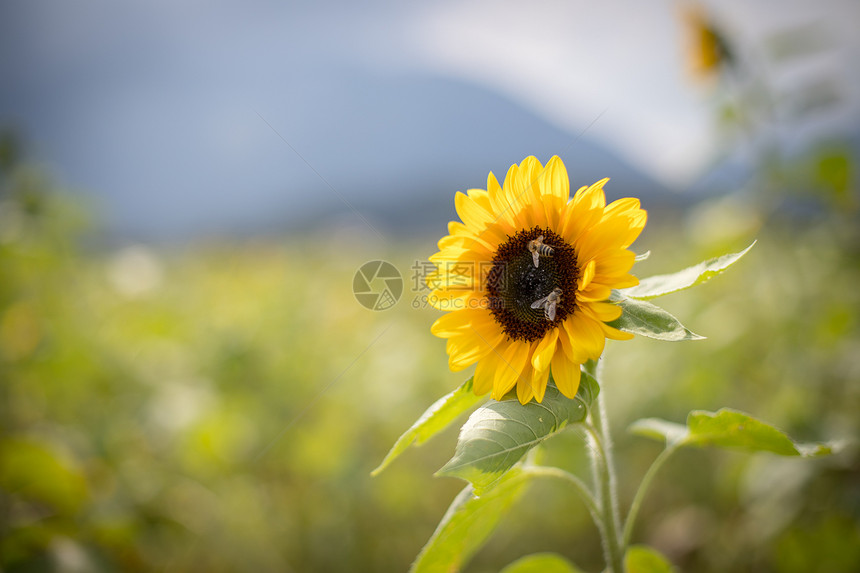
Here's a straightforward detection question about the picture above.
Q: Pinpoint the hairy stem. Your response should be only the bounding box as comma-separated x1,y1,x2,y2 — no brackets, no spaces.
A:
622,445,677,546
521,464,602,528
585,360,625,573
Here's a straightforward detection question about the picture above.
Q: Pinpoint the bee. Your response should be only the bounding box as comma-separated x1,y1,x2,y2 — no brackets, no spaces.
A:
527,235,555,268
531,287,563,321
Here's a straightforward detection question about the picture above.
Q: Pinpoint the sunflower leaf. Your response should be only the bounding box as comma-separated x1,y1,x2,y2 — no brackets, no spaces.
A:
500,552,585,573
625,545,677,573
572,368,600,406
684,409,835,456
436,384,587,492
410,467,531,573
622,242,755,300
631,408,835,457
372,378,486,476
629,418,688,446
608,292,704,341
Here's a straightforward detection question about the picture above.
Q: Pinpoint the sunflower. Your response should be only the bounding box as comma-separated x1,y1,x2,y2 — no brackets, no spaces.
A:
682,4,733,80
428,156,646,404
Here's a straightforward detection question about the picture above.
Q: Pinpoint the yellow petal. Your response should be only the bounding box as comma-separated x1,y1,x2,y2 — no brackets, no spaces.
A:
455,191,493,232
428,247,472,263
435,240,494,264
503,161,534,228
440,223,496,254
565,312,606,361
487,171,502,197
426,258,486,292
605,274,639,289
428,289,486,312
467,188,493,212
581,300,623,322
428,263,484,290
578,302,632,339
559,319,591,363
593,249,636,279
516,376,535,404
447,325,504,371
431,308,491,337
473,220,512,248
578,259,596,291
518,156,547,227
537,156,569,229
474,343,505,395
598,320,635,341
551,352,582,399
575,222,628,264
482,171,514,232
438,233,464,250
530,366,551,403
577,206,647,259
447,220,469,236
531,327,559,371
603,196,642,219
541,156,570,202
518,156,544,187
491,342,531,400
489,166,520,229
431,313,466,338
577,283,612,303
561,180,605,244
573,178,607,213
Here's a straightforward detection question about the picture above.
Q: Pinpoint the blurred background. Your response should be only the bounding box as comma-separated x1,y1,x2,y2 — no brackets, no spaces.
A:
1,0,859,571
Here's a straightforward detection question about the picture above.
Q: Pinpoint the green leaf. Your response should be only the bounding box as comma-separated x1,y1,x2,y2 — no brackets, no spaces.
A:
436,384,589,492
500,552,584,573
574,369,600,406
631,408,834,457
608,293,704,341
622,242,755,301
685,409,834,456
410,468,531,573
372,378,485,476
629,418,688,446
0,438,89,515
625,545,677,573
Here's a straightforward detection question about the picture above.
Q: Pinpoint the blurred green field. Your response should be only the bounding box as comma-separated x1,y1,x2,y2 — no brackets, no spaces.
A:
1,162,859,572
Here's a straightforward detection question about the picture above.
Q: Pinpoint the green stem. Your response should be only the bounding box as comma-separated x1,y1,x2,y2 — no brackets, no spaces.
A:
595,374,624,541
584,360,625,573
622,445,678,547
522,464,602,528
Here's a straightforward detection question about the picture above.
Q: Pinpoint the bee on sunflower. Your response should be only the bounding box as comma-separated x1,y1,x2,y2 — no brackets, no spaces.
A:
428,156,646,404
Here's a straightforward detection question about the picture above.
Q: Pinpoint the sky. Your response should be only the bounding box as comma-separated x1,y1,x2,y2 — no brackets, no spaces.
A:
1,0,858,240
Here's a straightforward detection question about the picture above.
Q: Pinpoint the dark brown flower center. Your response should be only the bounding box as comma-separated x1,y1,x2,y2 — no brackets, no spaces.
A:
486,227,579,342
